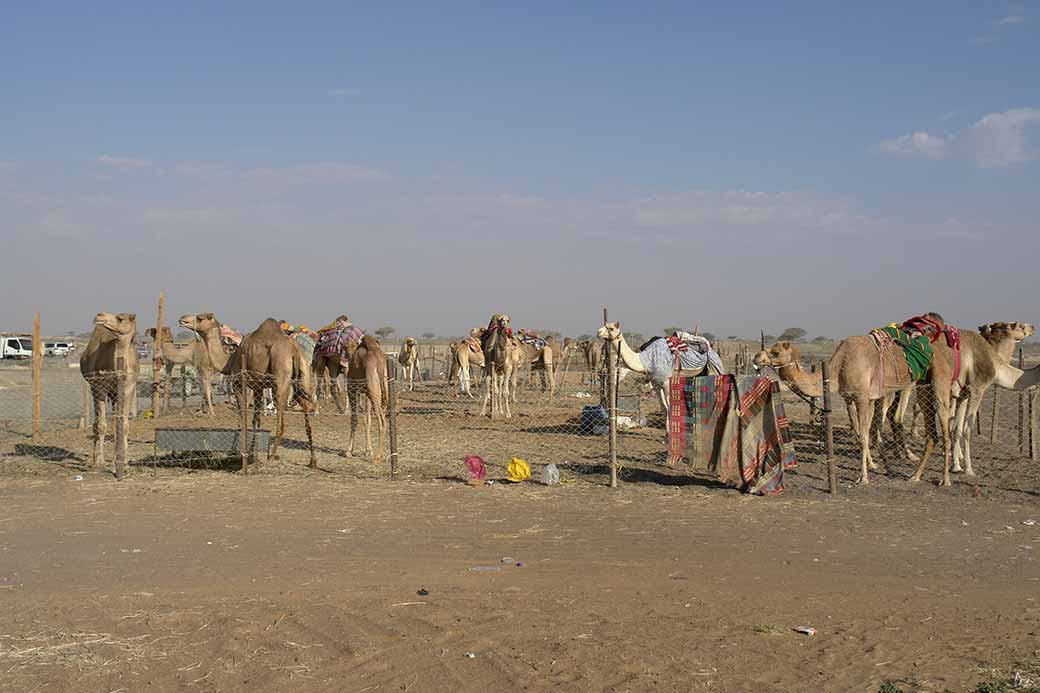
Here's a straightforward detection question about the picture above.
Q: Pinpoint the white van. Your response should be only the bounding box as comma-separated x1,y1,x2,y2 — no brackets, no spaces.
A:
45,341,73,357
0,336,33,359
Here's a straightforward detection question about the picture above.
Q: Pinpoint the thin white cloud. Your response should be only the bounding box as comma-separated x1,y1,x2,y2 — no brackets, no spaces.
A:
879,132,949,159
98,154,152,169
970,108,1040,167
996,14,1025,25
328,88,360,97
245,162,389,184
880,108,1039,168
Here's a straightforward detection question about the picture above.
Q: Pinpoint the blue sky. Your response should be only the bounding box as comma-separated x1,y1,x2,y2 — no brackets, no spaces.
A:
2,2,1038,338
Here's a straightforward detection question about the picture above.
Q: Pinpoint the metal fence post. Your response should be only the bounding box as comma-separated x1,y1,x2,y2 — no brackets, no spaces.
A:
822,361,837,494
387,355,399,480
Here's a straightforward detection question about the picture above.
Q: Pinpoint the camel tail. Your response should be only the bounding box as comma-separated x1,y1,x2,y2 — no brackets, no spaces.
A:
293,347,315,403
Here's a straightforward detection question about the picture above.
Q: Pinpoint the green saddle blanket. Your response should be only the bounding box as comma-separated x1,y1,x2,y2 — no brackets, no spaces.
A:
878,325,933,382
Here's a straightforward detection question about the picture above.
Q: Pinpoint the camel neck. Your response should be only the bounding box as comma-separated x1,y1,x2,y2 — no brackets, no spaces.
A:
198,327,230,371
613,334,645,373
776,361,824,397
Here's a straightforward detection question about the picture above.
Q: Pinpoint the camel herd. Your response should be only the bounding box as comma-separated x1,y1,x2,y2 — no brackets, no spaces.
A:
78,309,1040,488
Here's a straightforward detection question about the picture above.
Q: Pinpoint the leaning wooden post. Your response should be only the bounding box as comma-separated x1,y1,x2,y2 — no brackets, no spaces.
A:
809,363,818,419
114,354,127,480
152,292,164,419
386,355,399,480
32,312,41,439
822,361,837,494
603,307,618,488
1019,348,1026,451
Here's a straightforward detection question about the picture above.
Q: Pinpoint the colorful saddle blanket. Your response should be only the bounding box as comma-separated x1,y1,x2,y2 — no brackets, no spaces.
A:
316,322,363,359
667,374,797,494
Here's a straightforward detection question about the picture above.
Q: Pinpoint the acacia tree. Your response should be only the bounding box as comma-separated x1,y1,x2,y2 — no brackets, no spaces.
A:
778,327,807,342
375,326,396,339
421,332,435,340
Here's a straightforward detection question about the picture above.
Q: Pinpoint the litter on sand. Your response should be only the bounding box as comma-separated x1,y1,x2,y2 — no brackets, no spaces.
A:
1023,519,1036,526
470,566,502,572
541,463,560,485
464,455,486,481
793,626,816,636
506,458,531,482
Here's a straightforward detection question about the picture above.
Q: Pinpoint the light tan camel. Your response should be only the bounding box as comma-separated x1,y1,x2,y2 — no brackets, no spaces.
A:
347,335,388,461
596,322,720,417
449,331,485,398
398,337,419,391
145,326,213,414
578,339,602,385
947,321,1035,476
80,312,139,468
756,319,960,485
180,314,316,470
480,315,512,419
511,333,557,400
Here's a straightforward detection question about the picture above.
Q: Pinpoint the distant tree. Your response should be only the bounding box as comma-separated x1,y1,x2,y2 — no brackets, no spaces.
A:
624,332,644,344
702,332,717,343
778,327,807,342
421,332,436,340
375,326,396,339
762,334,777,344
812,335,830,343
176,331,193,340
726,335,739,341
664,326,681,335
578,334,593,341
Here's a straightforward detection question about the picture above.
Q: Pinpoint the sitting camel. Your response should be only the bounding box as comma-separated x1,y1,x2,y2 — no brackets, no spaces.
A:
347,335,388,461
597,322,725,417
80,312,139,468
145,326,210,414
398,337,420,391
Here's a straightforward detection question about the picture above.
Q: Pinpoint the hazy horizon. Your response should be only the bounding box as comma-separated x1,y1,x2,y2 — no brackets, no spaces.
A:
3,3,1038,341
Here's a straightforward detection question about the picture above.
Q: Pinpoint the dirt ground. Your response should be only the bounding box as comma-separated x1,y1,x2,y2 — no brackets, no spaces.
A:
1,466,1039,693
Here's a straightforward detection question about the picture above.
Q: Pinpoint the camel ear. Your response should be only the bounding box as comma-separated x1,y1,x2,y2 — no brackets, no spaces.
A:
127,314,137,322
200,312,214,321
780,340,791,349
145,328,156,338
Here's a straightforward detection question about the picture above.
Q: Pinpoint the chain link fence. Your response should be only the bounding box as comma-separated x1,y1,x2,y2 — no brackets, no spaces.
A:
2,346,1039,492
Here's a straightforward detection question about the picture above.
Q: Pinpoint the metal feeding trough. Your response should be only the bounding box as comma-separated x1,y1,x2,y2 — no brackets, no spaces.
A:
154,428,270,460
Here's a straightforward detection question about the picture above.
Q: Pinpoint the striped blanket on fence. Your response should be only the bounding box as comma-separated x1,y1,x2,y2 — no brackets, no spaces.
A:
667,374,797,494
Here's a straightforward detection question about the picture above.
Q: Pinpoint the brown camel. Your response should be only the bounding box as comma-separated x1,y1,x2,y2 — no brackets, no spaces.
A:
180,314,316,470
511,332,557,400
311,316,361,415
80,312,139,468
578,339,603,385
347,335,389,461
145,326,213,414
398,337,420,392
480,314,512,419
946,321,1035,476
755,319,957,485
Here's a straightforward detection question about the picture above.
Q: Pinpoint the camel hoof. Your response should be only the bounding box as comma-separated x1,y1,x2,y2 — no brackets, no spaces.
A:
909,476,921,483
906,451,920,463
951,464,963,473
940,479,952,488
867,461,880,471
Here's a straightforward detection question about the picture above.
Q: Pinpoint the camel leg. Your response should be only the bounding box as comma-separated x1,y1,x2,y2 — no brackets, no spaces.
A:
892,386,918,462
91,391,104,468
910,386,943,483
303,399,316,468
348,383,359,457
503,371,512,418
872,395,893,468
480,366,492,417
373,395,386,463
951,395,970,474
364,398,373,459
855,395,874,485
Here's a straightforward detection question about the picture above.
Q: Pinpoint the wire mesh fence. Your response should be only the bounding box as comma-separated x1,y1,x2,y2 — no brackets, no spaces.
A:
2,345,1039,493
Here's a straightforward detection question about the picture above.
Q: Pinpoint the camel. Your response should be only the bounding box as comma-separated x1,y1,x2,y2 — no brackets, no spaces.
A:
80,312,139,468
347,335,389,461
145,326,212,414
398,337,420,391
449,330,485,397
756,316,963,486
596,322,723,417
180,313,316,470
510,331,558,400
946,321,1035,476
480,314,512,419
311,317,362,415
578,339,603,385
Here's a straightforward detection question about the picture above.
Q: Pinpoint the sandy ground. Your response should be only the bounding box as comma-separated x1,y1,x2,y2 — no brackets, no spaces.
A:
1,472,1039,693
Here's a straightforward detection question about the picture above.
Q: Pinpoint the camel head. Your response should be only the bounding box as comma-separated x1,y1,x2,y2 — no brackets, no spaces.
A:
490,314,511,331
596,322,622,343
94,312,137,339
179,312,219,334
754,341,801,370
404,337,417,347
980,321,1035,344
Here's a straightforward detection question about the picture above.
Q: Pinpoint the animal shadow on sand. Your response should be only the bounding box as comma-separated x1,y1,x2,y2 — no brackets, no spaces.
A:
12,444,88,468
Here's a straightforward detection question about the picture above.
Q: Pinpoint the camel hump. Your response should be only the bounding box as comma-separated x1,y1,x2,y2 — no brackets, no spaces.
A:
253,318,284,336
360,335,380,350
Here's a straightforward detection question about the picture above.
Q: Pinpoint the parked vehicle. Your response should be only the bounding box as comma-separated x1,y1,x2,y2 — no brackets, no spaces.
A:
0,336,33,359
44,341,73,357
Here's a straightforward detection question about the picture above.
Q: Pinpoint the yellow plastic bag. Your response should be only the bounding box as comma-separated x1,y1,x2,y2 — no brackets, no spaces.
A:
506,457,531,483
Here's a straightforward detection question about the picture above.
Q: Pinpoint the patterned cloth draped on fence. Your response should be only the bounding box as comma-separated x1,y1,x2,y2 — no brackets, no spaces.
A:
667,374,797,494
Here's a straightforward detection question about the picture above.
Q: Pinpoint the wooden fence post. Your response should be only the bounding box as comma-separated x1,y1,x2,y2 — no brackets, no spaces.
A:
1031,389,1039,462
604,307,618,488
239,358,249,474
114,354,127,480
809,362,818,419
822,361,837,494
152,293,164,418
79,380,89,429
1019,348,1026,451
387,355,399,480
32,312,41,439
